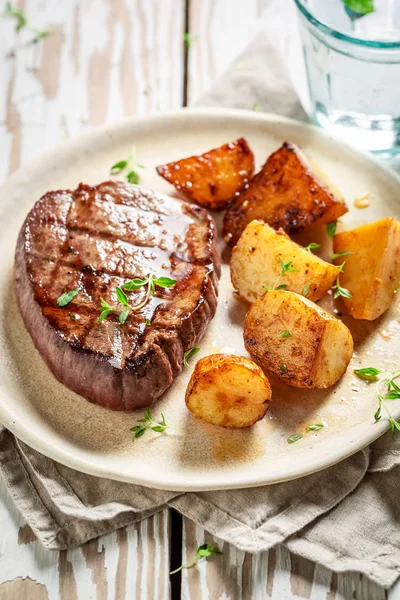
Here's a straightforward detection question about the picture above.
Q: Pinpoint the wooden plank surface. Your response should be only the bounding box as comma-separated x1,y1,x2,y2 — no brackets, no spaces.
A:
180,519,393,600
0,0,185,179
0,478,171,600
187,0,270,103
0,0,399,598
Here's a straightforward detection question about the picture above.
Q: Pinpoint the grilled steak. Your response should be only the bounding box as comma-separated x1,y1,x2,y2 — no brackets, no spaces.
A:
15,181,221,411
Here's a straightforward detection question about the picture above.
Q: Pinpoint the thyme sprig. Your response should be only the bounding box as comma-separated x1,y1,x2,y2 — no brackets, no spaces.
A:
331,262,352,299
288,423,325,443
170,541,221,575
130,408,170,440
98,275,176,323
183,346,200,367
354,368,400,437
304,242,321,253
4,2,27,31
110,146,144,184
264,258,296,292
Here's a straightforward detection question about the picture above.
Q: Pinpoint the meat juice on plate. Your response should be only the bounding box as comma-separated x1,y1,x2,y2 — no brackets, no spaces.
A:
295,0,400,155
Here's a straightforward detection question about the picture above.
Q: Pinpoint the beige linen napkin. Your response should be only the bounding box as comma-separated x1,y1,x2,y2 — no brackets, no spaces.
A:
2,0,400,588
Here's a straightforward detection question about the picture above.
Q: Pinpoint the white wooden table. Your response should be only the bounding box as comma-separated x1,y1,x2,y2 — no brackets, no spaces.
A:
0,1,398,598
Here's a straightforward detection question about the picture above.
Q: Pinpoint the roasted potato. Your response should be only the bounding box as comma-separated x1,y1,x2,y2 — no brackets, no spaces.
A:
223,142,348,246
231,220,339,303
333,217,400,320
156,138,255,210
185,354,272,428
244,290,353,388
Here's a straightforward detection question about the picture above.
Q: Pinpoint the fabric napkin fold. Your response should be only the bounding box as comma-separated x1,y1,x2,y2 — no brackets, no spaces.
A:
2,0,400,589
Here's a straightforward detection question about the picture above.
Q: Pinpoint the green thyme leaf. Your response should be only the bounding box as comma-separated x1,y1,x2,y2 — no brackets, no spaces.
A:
115,286,130,307
184,346,200,367
4,2,27,31
385,391,400,401
280,363,287,373
145,318,151,326
333,285,352,299
326,221,337,240
343,0,374,15
135,428,146,438
110,160,128,174
183,32,193,49
354,367,381,381
197,542,221,558
123,278,147,291
307,423,324,431
279,330,292,339
389,379,400,393
69,311,79,320
100,297,113,310
126,170,139,184
151,425,167,433
98,308,112,323
31,28,50,43
389,416,400,439
252,103,260,111
304,242,321,253
332,251,354,260
275,284,288,291
119,308,130,324
69,225,79,231
288,433,302,444
56,288,79,307
303,283,311,297
154,277,177,288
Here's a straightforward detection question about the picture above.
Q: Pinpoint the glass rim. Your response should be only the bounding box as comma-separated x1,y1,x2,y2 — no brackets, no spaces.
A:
294,0,400,49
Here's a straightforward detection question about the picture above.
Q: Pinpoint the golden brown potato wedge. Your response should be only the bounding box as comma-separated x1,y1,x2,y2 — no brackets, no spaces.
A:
333,217,400,320
223,142,348,246
244,290,353,388
185,354,272,428
231,220,339,303
156,138,255,210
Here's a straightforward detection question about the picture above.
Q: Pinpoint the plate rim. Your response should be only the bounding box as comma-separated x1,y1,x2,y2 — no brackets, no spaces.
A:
0,106,399,491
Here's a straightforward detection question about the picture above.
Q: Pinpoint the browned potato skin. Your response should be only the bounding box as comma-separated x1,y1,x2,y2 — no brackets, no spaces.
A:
156,138,255,210
231,220,339,303
185,354,272,428
244,290,353,389
223,142,348,246
333,217,400,320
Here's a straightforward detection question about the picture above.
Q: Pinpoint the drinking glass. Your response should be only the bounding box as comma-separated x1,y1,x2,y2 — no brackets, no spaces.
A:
294,0,400,155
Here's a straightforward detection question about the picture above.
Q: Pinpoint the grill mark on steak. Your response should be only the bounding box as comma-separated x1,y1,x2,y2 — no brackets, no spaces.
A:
15,181,221,411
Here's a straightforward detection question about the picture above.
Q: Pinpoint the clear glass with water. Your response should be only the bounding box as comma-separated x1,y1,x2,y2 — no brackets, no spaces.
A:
294,0,400,155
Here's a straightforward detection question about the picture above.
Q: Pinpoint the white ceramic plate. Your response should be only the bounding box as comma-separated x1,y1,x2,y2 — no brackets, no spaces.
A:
1,108,400,491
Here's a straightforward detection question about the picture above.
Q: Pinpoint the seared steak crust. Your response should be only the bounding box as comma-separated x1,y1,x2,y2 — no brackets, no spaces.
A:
15,181,221,411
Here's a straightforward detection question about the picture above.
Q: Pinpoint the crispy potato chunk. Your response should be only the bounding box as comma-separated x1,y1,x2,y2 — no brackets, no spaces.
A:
333,217,400,320
223,142,348,246
231,220,339,303
185,354,272,428
244,290,353,388
156,138,255,210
